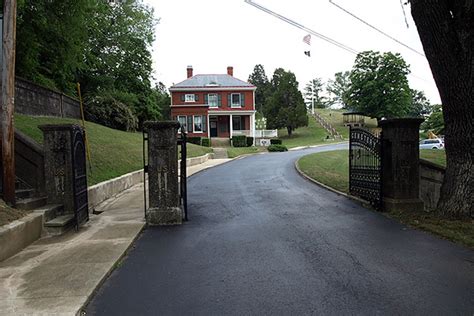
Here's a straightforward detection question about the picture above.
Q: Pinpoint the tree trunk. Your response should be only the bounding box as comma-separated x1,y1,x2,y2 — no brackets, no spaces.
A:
411,0,473,219
287,126,292,137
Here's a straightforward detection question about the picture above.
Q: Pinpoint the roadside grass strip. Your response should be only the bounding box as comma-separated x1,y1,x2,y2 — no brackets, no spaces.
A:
297,149,472,248
227,146,265,158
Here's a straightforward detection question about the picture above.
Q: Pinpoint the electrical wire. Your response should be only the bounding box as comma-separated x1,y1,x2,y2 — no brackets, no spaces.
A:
244,0,358,55
328,0,425,57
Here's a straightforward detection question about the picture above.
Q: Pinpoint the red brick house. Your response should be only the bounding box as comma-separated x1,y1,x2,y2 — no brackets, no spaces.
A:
170,66,256,141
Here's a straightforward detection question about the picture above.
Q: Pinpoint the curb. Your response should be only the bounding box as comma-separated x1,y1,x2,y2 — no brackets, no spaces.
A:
288,141,348,151
78,221,146,316
294,157,372,209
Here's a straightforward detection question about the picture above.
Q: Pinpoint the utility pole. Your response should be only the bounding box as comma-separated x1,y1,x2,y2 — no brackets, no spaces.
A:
1,0,17,205
311,83,315,115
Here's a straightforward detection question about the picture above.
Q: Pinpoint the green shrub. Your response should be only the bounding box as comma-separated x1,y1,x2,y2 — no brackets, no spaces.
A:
246,137,254,147
187,137,202,145
232,135,247,147
270,139,282,145
268,144,288,152
201,138,211,147
85,92,138,131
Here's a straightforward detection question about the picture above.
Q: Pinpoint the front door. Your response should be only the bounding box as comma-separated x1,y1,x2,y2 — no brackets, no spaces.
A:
210,117,218,137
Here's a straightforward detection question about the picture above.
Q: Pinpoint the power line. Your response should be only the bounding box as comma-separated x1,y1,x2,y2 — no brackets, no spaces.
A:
244,0,358,55
328,0,425,57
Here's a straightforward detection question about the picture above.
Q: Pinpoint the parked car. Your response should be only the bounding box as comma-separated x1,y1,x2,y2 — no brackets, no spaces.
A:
419,139,444,149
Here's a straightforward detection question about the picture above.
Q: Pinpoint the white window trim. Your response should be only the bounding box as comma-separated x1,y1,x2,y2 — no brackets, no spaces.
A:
208,93,218,108
193,115,203,133
177,115,187,131
185,94,195,103
231,93,241,108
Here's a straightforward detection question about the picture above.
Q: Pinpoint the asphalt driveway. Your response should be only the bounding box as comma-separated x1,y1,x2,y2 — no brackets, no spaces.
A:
86,144,474,315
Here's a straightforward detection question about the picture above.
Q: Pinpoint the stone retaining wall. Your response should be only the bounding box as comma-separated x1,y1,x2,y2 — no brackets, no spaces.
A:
419,159,445,211
11,77,80,118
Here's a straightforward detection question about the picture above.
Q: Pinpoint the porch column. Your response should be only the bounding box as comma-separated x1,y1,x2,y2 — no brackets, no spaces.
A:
229,114,233,139
251,113,256,144
207,115,210,138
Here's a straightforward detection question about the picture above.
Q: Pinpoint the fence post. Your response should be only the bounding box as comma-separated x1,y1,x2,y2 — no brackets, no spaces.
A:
144,121,182,225
379,118,424,212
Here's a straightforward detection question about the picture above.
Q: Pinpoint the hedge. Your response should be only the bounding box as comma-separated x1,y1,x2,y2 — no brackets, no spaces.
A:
268,144,288,152
187,137,202,146
270,139,282,145
246,137,254,147
201,138,211,147
232,135,247,147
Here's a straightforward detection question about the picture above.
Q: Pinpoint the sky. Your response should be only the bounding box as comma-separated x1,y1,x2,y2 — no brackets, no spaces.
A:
144,0,441,104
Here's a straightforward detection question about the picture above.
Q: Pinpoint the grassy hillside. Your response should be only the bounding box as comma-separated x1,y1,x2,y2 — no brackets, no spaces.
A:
277,115,343,148
316,109,378,139
15,115,212,185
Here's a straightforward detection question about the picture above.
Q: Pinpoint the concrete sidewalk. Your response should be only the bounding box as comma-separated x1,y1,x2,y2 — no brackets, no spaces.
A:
0,158,231,315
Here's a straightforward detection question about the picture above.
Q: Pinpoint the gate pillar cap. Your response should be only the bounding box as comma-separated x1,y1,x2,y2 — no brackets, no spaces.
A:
39,124,82,132
378,118,424,128
144,121,180,131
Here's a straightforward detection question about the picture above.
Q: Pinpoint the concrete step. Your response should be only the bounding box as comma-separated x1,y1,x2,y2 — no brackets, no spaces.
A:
213,148,228,159
44,214,75,236
15,196,47,210
15,188,35,199
211,138,230,148
34,204,64,222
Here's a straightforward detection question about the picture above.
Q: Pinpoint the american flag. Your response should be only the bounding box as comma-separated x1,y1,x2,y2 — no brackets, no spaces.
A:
303,34,311,45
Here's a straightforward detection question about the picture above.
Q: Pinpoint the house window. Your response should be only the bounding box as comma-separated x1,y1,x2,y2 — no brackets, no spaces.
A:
232,116,243,130
185,94,195,102
194,116,203,133
231,93,241,107
208,94,218,107
177,116,187,131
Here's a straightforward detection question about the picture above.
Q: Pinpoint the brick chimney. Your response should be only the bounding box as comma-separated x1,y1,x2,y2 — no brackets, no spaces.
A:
187,65,193,78
227,66,234,76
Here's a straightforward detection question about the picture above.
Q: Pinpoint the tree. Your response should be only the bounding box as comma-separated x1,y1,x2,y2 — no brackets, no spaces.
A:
263,68,308,137
346,51,412,120
408,89,432,117
421,104,444,134
410,1,473,218
303,78,328,110
326,71,351,108
248,64,269,113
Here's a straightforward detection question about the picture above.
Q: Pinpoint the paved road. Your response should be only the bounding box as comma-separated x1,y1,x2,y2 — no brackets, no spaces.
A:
86,144,474,315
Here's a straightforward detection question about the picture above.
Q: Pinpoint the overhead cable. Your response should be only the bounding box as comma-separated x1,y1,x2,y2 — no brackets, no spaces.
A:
244,0,358,55
328,0,425,57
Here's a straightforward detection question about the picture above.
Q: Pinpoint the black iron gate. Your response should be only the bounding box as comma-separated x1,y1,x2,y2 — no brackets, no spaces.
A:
71,126,89,229
142,127,188,221
349,127,383,210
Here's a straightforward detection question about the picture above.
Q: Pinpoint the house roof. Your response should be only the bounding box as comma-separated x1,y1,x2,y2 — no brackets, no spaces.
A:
170,74,255,90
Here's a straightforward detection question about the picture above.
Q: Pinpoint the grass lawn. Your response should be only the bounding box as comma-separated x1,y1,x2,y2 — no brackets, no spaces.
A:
278,116,344,149
420,149,446,166
227,146,265,158
15,115,212,186
297,149,473,248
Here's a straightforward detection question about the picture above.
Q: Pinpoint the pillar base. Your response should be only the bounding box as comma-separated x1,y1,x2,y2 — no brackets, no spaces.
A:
383,197,424,213
147,206,183,226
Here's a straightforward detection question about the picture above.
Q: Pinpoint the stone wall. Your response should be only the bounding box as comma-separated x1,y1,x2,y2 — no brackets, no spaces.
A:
10,77,80,118
419,159,445,211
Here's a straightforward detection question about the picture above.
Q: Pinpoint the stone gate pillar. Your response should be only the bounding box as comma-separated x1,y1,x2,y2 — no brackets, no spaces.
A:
39,124,78,214
144,121,182,225
379,118,424,212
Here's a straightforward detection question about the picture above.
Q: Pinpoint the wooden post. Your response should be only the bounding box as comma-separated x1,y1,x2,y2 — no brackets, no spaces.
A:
1,0,17,205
